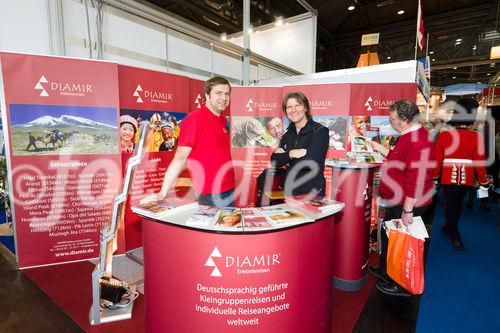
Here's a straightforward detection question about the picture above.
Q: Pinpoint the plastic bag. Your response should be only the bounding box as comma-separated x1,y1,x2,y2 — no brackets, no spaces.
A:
386,229,425,294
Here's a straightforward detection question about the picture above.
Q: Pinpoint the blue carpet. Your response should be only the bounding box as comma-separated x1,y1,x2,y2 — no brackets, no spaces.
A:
416,199,500,332
0,235,15,253
0,207,15,254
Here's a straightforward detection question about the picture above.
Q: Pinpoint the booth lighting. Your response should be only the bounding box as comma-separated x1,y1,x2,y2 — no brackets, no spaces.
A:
490,45,500,59
348,5,355,11
397,10,404,15
220,32,227,41
275,16,284,26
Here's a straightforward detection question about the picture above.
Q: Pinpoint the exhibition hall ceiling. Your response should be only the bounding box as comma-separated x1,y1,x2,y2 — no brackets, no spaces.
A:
143,0,500,87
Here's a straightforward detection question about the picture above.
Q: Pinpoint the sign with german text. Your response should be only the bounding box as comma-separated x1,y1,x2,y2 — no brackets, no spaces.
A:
0,52,121,268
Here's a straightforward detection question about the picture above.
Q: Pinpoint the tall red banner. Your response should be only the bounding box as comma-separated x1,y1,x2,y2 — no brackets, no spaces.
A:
0,53,121,268
118,65,190,250
282,84,351,196
230,87,283,207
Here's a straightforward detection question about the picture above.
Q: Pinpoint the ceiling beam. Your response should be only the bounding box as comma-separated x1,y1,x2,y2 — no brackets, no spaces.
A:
432,58,500,70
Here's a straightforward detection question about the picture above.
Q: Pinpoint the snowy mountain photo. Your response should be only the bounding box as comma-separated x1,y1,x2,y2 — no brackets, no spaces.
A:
13,115,116,129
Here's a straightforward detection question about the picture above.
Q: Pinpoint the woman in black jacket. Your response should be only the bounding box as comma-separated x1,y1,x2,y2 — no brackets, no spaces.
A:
270,91,329,196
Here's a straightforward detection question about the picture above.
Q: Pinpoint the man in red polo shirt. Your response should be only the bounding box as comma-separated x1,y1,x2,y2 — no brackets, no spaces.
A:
148,76,235,207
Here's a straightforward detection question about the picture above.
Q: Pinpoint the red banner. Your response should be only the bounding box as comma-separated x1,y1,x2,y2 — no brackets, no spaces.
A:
188,78,205,113
0,52,121,268
118,65,190,250
230,87,283,207
349,83,418,116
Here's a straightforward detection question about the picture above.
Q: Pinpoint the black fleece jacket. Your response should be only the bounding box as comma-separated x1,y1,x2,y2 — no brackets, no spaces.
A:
270,118,329,196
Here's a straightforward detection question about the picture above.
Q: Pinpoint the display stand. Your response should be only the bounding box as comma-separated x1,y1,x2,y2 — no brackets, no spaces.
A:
138,205,342,333
328,162,378,291
89,122,149,325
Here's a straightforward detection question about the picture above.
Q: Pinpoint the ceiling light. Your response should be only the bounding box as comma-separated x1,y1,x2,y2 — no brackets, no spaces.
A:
397,10,405,15
455,41,461,45
348,5,355,11
487,73,491,76
220,32,227,41
387,56,391,60
453,67,457,69
432,58,436,62
456,38,462,42
452,76,456,79
275,16,284,27
491,63,495,67
473,45,477,50
483,30,500,42
477,81,482,84
429,51,434,54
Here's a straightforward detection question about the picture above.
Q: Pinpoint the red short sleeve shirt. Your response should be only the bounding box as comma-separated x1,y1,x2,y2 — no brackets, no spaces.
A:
178,105,235,194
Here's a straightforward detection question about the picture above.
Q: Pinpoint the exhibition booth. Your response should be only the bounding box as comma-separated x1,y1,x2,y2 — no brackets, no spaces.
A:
0,51,419,331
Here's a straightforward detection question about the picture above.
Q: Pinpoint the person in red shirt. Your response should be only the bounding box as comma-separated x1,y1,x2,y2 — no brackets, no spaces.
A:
144,76,235,207
369,99,435,297
433,98,489,250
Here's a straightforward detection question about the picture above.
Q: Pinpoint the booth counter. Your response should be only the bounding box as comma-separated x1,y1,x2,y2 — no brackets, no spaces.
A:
139,204,342,333
327,162,379,291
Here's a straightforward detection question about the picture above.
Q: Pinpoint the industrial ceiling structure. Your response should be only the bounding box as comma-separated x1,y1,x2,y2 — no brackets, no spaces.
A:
141,0,500,87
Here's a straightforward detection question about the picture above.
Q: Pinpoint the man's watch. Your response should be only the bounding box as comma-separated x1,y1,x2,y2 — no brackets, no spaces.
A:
403,209,413,214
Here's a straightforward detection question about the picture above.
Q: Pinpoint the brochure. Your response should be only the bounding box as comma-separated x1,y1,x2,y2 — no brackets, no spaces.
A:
185,205,220,227
347,151,384,164
241,208,274,229
131,197,198,218
260,208,313,225
351,135,372,152
214,208,243,229
285,195,344,212
384,216,429,240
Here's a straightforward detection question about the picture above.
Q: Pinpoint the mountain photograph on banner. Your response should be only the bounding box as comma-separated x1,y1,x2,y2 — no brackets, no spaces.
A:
9,104,118,156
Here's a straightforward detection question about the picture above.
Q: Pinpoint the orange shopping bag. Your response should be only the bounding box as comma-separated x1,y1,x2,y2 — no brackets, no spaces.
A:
386,229,425,294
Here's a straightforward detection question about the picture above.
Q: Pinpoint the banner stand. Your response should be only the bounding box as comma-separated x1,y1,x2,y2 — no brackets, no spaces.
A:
89,122,149,325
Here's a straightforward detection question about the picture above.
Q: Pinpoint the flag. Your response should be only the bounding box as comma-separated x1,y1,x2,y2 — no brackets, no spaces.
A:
417,56,430,80
417,0,424,50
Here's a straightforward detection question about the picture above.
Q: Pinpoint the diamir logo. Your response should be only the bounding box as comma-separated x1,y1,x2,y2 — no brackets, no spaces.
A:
246,98,254,112
133,84,143,103
34,75,49,97
195,93,202,108
365,96,373,111
205,247,223,277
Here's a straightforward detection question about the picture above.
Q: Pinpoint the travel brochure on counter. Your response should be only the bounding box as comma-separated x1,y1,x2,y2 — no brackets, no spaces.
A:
131,198,346,231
